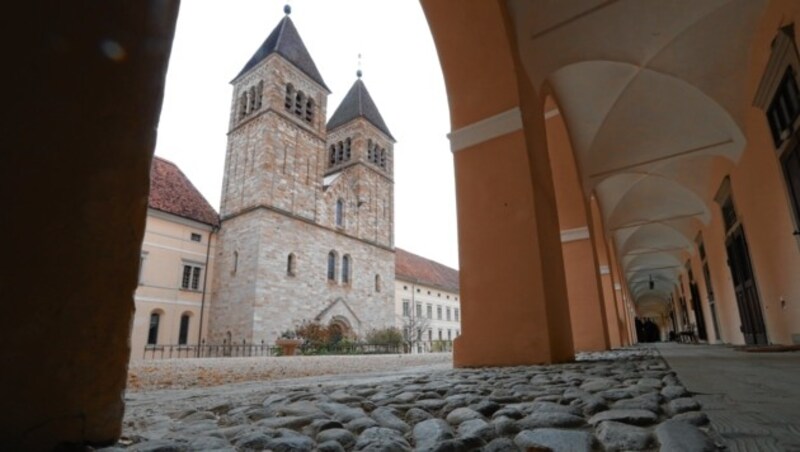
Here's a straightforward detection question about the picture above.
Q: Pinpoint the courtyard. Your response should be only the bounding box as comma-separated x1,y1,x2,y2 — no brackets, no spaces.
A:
97,345,780,451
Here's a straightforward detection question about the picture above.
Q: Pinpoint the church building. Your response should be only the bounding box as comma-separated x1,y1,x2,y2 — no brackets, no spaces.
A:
208,7,397,343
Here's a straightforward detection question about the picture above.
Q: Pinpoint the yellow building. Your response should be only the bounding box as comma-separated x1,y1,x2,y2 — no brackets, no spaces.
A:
131,157,218,360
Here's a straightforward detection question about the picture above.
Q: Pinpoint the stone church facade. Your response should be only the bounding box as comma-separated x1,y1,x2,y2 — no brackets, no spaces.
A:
208,10,396,343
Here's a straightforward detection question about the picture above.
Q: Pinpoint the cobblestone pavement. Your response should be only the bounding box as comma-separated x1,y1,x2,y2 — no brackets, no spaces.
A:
103,347,718,451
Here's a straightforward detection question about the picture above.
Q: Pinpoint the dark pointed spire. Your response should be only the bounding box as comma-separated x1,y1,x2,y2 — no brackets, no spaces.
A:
233,13,329,91
327,78,394,141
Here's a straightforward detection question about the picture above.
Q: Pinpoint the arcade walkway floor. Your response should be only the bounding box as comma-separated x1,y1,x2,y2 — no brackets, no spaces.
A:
656,342,800,451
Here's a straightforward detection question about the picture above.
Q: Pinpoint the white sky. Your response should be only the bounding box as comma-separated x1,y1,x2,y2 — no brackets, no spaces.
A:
154,0,459,269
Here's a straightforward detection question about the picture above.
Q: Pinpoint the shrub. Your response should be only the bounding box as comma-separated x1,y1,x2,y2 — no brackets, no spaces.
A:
365,327,404,347
294,321,331,349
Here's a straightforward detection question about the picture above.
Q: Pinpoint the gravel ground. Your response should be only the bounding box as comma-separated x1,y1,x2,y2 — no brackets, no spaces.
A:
127,353,453,391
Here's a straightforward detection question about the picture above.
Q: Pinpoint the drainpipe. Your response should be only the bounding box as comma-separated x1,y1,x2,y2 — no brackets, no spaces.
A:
196,224,217,356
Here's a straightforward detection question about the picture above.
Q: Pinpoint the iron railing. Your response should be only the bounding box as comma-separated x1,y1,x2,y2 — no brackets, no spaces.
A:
142,340,405,360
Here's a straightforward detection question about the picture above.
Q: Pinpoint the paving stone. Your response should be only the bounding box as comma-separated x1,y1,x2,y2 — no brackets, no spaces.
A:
416,398,447,411
588,409,658,426
355,426,411,451
303,419,343,437
661,384,688,401
234,432,273,450
667,397,701,415
371,406,411,433
492,416,521,436
673,410,709,426
266,433,315,452
445,407,483,425
483,437,521,452
187,435,230,449
319,402,367,423
255,415,316,430
470,400,501,417
406,407,434,424
128,440,187,452
492,406,524,420
580,378,618,392
345,416,379,434
655,419,716,452
613,393,661,413
316,428,356,449
413,418,454,451
600,388,637,401
529,401,582,415
596,420,653,451
517,411,586,429
514,428,595,452
429,436,485,451
457,418,496,442
316,440,346,452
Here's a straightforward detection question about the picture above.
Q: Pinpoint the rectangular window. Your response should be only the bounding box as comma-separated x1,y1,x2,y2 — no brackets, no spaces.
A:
446,307,451,321
190,233,202,242
426,304,432,319
402,300,410,317
181,264,203,290
448,329,452,340
416,303,422,318
767,67,800,147
454,308,459,322
437,306,442,320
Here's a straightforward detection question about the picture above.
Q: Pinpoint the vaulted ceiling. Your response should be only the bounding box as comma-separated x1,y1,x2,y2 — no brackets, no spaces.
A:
506,0,768,312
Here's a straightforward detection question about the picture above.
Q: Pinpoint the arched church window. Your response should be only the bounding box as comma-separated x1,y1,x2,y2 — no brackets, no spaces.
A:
285,84,295,110
380,148,386,168
342,255,351,284
295,91,305,116
335,199,344,227
305,98,314,123
248,86,256,112
367,139,374,163
255,80,264,110
287,253,296,276
345,138,352,161
147,311,161,345
239,94,248,119
375,274,381,292
336,142,344,163
329,145,336,167
327,250,337,281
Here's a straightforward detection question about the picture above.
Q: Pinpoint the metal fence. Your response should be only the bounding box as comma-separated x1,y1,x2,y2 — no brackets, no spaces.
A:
142,340,403,360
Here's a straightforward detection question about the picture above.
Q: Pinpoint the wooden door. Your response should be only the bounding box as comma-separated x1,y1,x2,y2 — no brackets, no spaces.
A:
725,226,768,345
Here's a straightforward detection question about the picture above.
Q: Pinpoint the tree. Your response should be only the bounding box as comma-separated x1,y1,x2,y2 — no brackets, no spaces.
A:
399,312,431,353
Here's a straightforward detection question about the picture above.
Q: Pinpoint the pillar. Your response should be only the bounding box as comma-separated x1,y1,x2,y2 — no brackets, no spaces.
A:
422,0,575,366
1,2,179,448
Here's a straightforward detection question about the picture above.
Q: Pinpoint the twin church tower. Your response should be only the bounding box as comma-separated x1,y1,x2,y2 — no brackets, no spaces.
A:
209,6,396,342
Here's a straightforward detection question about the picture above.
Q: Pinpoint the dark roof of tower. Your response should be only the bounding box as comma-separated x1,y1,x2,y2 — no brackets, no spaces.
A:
395,248,459,293
233,16,329,91
149,157,220,227
327,79,394,140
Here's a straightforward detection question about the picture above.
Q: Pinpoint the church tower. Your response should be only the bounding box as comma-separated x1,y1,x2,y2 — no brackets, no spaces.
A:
323,71,396,248
210,7,396,344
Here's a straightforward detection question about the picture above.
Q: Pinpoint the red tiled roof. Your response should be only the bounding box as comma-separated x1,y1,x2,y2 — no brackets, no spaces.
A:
395,248,459,293
149,157,219,227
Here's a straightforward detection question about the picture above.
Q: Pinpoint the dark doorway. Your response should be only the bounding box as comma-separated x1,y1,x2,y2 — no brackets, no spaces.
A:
725,225,768,345
689,281,708,341
780,140,800,232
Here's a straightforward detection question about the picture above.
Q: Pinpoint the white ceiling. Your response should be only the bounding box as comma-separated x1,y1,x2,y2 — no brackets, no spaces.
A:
506,0,768,312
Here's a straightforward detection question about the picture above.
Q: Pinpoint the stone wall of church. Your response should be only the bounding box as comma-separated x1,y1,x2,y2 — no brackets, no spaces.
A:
210,208,395,344
323,121,394,248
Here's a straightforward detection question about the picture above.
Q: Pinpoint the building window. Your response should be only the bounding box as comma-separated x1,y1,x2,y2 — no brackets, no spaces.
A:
342,255,351,284
438,329,443,340
327,251,337,282
416,303,422,318
402,300,410,317
403,285,407,290
456,330,460,337
178,313,190,345
375,274,381,292
416,288,420,293
427,290,431,295
437,305,442,320
426,304,432,319
446,307,451,321
767,67,800,148
138,253,146,284
448,329,452,341
190,233,202,242
428,329,432,341
335,199,344,227
345,138,352,161
287,253,296,276
147,312,160,345
329,145,336,166
285,84,294,110
181,264,202,290
454,308,460,322
305,98,314,123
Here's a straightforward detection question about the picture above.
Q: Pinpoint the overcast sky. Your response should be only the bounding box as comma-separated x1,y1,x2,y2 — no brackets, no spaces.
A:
154,0,459,269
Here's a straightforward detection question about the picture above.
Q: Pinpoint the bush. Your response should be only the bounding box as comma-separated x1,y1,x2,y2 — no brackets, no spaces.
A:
294,321,331,349
365,327,404,347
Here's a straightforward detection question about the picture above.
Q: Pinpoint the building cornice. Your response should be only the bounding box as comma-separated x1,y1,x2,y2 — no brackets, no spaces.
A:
448,107,522,152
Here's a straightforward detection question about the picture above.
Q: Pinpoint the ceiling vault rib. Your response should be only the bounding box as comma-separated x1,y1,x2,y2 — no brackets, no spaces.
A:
589,138,734,179
627,264,682,272
529,0,621,40
611,211,705,231
624,247,687,256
